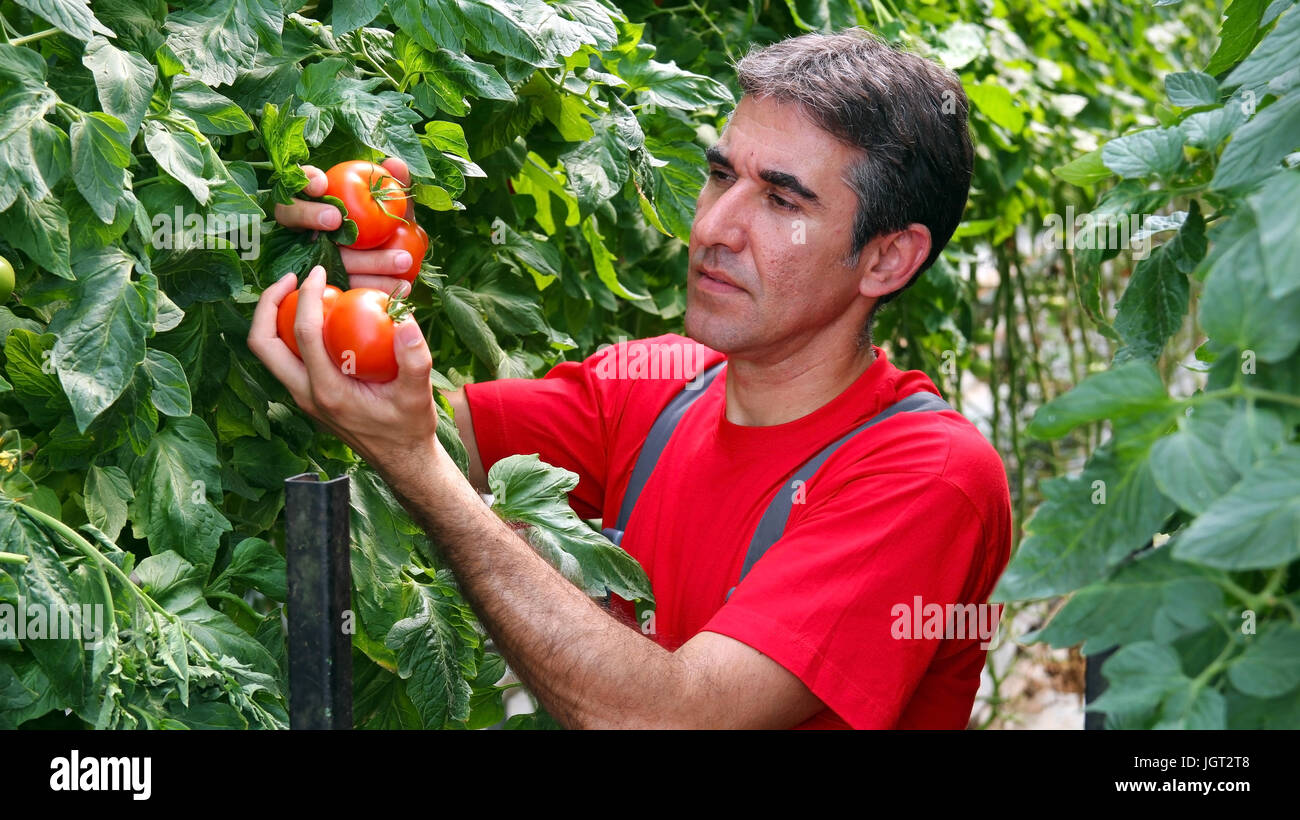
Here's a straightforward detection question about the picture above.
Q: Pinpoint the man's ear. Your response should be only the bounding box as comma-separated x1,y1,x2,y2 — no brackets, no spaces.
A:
856,224,932,299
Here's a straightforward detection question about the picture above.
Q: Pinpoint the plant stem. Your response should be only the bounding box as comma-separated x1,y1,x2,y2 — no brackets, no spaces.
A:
0,551,30,564
208,590,263,620
12,27,59,47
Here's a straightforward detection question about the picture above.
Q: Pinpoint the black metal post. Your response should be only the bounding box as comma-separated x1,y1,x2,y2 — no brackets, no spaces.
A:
285,472,353,729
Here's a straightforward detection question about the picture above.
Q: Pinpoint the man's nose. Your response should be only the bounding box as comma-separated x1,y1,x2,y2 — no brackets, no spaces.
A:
691,183,748,254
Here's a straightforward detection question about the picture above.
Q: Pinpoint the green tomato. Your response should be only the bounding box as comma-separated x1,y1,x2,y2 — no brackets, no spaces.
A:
0,255,13,303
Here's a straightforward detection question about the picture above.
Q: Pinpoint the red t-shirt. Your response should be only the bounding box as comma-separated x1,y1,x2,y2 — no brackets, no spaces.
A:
463,333,1012,729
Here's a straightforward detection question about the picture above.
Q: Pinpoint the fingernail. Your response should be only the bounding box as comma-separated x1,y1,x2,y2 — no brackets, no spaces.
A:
399,321,423,348
320,212,340,229
394,252,412,271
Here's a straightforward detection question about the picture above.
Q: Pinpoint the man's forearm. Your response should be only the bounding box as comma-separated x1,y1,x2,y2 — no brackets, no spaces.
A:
377,438,696,729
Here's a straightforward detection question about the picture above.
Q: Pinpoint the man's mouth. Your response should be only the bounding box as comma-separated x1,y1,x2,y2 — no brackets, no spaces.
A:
696,265,744,293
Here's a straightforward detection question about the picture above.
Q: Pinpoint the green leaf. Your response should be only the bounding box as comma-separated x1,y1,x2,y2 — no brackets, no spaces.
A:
1227,622,1300,697
143,119,211,204
133,550,279,676
1165,71,1219,107
0,189,73,279
1148,400,1240,514
1088,641,1189,722
1113,201,1204,361
295,59,434,178
13,0,114,41
230,436,308,490
1027,360,1168,439
1222,404,1286,473
582,214,649,300
1172,446,1300,569
1205,0,1268,76
81,36,155,141
128,415,232,571
171,77,254,136
163,0,285,88
611,44,733,109
1199,209,1300,360
644,137,705,241
1030,547,1221,654
965,82,1025,133
83,465,133,543
1052,148,1113,186
442,285,517,377
0,497,88,709
1247,169,1300,298
50,248,153,431
331,0,385,33
211,537,286,602
1211,92,1300,191
70,112,132,224
489,454,654,601
259,102,310,206
993,442,1178,602
1223,6,1300,91
1180,101,1248,149
560,110,641,211
385,579,478,728
141,348,192,417
1101,127,1186,179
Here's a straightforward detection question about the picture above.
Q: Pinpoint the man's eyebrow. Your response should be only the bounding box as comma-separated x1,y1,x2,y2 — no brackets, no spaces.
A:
705,145,821,205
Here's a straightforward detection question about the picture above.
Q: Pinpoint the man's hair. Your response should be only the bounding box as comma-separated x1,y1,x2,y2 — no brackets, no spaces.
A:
734,29,973,345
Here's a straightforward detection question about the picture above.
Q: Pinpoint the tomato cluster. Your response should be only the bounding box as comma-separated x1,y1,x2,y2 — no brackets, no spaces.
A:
323,160,429,281
276,285,413,383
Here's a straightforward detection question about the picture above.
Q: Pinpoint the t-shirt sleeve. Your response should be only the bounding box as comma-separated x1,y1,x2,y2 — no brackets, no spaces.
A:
700,470,1005,729
462,345,623,520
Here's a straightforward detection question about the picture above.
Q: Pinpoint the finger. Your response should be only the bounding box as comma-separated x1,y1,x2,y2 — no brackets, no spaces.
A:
381,157,414,219
348,274,412,298
247,272,312,399
275,198,343,231
295,265,351,397
393,318,433,395
339,246,413,277
302,165,327,198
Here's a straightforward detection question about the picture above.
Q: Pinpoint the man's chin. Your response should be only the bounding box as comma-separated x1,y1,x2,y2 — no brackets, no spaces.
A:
683,308,751,354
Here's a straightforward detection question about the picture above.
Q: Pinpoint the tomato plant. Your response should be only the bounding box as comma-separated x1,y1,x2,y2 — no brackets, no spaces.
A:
322,289,410,383
377,222,430,283
323,161,409,250
277,284,342,358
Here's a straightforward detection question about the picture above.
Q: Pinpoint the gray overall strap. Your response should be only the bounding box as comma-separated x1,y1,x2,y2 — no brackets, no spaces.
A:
726,390,952,599
601,359,728,546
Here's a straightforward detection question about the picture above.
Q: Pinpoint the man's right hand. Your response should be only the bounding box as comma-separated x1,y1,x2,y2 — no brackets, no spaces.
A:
273,157,416,297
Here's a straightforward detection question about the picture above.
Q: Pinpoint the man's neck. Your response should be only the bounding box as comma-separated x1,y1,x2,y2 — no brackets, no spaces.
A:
723,341,877,427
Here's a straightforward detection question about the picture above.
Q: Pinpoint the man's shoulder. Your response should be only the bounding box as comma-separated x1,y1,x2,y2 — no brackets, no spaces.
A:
823,382,1009,517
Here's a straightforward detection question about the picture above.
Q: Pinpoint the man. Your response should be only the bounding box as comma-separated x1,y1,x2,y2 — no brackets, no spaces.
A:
252,29,1011,729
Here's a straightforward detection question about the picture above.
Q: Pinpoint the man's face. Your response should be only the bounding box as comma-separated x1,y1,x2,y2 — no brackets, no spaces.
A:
684,95,869,358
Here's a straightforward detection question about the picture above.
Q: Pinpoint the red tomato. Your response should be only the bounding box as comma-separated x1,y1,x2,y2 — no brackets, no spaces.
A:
323,160,409,250
377,221,429,283
277,284,342,358
322,288,412,383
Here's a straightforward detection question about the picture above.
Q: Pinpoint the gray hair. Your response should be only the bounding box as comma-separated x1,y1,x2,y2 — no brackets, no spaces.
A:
735,29,974,342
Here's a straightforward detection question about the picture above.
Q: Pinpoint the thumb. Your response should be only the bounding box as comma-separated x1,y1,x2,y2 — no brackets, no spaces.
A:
394,319,431,385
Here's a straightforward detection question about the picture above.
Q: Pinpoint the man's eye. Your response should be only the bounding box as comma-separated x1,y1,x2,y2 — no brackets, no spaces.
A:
769,194,797,212
709,169,732,183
